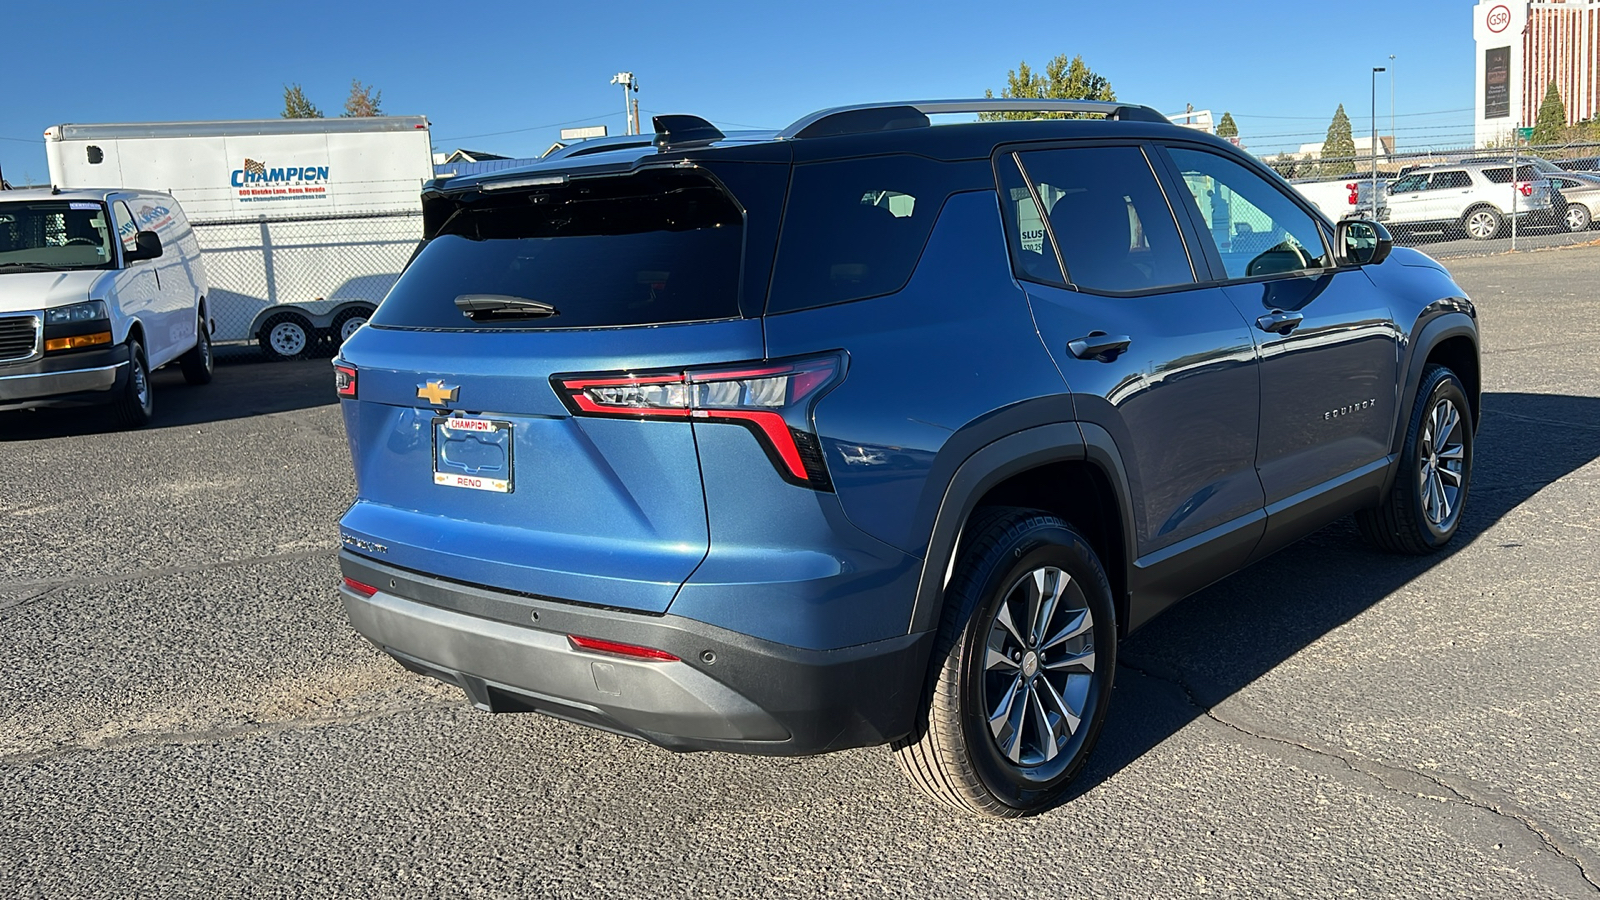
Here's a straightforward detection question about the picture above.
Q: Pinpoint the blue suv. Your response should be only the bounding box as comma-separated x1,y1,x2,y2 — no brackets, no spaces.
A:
334,100,1480,816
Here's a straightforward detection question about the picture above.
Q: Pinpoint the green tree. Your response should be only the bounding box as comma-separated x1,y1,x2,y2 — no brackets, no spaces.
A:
1217,111,1239,139
1321,104,1356,177
343,79,383,118
981,54,1114,120
281,84,323,119
1531,81,1568,146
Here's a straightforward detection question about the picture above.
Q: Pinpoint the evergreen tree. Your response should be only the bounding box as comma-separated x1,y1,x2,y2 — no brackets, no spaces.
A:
281,84,323,119
981,55,1114,120
1321,104,1356,177
343,80,383,118
1217,111,1239,139
1531,82,1568,146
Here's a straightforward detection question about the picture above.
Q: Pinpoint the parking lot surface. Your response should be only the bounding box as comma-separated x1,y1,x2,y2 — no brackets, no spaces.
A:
3,247,1598,898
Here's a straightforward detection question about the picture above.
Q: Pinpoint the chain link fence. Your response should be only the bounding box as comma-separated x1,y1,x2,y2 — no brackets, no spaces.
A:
191,210,422,361
1281,141,1600,259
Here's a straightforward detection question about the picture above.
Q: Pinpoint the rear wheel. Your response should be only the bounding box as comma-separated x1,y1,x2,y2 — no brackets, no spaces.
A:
1356,365,1473,554
179,310,213,385
1462,206,1503,241
258,312,313,361
110,339,154,429
893,508,1116,817
1564,203,1592,232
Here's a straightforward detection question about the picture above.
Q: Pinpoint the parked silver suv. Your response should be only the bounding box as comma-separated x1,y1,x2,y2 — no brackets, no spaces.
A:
1365,162,1561,240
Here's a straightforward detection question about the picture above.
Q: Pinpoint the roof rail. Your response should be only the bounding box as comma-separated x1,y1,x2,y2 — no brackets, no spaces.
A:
779,99,1170,140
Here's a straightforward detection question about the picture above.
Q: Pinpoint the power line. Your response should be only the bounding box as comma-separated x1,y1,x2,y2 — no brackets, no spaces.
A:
434,111,618,144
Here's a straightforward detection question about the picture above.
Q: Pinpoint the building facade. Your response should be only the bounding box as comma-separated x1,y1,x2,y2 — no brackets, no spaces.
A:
1476,0,1600,145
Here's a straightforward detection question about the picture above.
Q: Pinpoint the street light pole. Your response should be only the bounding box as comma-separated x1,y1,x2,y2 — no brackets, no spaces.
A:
1389,54,1396,156
1372,67,1386,220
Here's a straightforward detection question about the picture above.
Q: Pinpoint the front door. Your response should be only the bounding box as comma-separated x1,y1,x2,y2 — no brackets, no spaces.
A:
997,145,1265,623
1159,144,1401,544
111,201,164,358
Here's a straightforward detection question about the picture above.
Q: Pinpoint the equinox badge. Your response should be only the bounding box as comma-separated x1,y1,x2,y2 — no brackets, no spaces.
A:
417,380,460,406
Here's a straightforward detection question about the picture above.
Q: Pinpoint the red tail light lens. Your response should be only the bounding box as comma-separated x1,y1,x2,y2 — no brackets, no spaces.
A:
554,354,842,489
342,576,378,597
334,363,358,398
567,635,680,661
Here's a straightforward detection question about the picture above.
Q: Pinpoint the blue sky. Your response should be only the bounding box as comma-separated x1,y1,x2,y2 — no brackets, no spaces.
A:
1,0,1478,183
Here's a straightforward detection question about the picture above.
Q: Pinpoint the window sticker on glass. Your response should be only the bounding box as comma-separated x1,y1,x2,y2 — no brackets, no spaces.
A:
860,190,916,218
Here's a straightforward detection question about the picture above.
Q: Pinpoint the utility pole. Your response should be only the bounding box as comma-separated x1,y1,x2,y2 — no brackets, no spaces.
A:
611,72,640,135
1388,54,1397,156
1373,66,1387,222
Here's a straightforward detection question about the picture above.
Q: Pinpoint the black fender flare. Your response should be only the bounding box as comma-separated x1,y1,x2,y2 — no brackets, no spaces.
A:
1395,304,1478,447
906,422,1138,636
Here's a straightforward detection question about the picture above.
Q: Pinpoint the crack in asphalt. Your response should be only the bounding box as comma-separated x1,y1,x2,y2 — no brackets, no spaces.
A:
0,547,337,611
0,699,461,768
1118,656,1600,895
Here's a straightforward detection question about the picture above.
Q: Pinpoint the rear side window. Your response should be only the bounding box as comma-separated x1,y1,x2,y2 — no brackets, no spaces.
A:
370,168,743,330
1481,166,1539,184
1431,171,1472,189
1014,145,1195,293
766,155,950,313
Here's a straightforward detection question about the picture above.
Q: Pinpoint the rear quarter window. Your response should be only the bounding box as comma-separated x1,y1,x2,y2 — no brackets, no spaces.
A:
766,154,955,314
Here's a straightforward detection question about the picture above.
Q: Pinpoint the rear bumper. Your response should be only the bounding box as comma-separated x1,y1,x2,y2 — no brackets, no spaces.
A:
339,552,933,755
0,345,128,407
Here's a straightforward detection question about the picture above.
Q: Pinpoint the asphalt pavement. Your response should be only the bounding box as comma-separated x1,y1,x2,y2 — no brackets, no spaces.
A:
3,247,1598,898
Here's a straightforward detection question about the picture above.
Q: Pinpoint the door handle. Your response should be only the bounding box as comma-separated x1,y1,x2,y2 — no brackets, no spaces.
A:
1255,311,1304,335
1067,332,1132,362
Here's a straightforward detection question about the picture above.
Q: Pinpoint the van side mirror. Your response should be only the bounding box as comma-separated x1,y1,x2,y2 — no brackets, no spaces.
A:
1336,219,1391,267
124,230,163,262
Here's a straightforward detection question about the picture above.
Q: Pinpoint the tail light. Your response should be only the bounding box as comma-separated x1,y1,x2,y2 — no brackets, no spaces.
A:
1346,183,1358,205
554,354,843,490
333,361,357,398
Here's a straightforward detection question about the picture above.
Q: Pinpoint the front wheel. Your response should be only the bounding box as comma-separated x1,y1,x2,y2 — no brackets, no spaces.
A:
109,339,154,429
893,508,1116,817
1356,365,1473,554
1462,206,1504,241
258,312,313,361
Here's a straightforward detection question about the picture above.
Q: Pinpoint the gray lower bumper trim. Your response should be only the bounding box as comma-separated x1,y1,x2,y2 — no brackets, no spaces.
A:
0,362,123,401
342,589,790,743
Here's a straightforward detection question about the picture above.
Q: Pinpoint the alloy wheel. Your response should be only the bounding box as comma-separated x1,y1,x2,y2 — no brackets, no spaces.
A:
982,565,1096,772
1467,211,1498,239
1418,397,1466,529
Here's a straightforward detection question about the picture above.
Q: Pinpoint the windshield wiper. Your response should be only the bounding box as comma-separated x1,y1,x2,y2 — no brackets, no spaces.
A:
454,294,560,321
0,262,78,271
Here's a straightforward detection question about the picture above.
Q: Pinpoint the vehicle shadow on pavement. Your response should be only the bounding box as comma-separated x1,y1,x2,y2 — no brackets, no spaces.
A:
1073,391,1600,802
0,356,336,441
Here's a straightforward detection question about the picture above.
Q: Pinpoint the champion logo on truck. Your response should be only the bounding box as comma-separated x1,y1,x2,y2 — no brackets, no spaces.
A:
231,157,332,202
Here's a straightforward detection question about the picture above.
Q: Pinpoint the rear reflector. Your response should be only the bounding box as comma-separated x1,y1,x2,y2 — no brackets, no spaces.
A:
342,576,378,597
567,634,679,662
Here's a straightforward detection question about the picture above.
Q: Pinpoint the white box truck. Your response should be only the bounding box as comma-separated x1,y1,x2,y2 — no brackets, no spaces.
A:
45,116,433,359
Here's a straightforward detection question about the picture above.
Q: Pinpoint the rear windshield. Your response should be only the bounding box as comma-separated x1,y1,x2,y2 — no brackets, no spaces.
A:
370,169,743,330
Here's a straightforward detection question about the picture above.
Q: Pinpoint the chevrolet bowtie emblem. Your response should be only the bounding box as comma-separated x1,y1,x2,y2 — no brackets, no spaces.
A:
416,380,460,406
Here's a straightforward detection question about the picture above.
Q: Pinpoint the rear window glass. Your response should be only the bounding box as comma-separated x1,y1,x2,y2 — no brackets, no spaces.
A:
1481,166,1539,184
766,155,950,313
370,169,743,330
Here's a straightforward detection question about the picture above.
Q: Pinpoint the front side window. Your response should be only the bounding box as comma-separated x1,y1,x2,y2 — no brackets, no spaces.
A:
1167,146,1332,280
1390,174,1428,193
113,202,141,255
1014,145,1194,293
0,201,114,272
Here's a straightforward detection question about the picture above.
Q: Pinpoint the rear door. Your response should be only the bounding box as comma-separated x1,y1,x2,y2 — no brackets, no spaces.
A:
1157,144,1400,553
337,163,781,613
998,143,1265,620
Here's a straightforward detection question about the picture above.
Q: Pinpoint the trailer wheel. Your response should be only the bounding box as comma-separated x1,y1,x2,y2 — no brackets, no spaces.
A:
332,306,374,345
258,312,313,361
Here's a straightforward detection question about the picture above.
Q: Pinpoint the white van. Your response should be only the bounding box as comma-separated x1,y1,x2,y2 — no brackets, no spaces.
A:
0,187,212,427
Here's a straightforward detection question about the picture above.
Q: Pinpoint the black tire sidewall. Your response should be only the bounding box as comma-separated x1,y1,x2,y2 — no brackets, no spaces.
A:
954,521,1116,811
258,313,312,361
1404,370,1473,547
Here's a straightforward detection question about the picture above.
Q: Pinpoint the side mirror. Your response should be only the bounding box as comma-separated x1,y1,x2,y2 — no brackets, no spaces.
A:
1337,219,1392,267
125,230,163,262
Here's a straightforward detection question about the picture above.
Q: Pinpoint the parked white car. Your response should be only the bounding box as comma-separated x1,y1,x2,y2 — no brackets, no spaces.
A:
1358,162,1561,240
0,188,212,427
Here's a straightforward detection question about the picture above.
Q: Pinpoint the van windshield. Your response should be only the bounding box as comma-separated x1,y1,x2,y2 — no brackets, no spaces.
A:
0,201,116,271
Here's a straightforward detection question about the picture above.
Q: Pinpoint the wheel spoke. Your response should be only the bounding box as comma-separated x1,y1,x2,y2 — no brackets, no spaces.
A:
993,601,1026,647
1032,568,1067,646
1028,684,1059,762
1437,465,1463,486
1041,608,1093,651
988,676,1029,764
1440,402,1459,441
1435,473,1452,520
1438,443,1465,461
1044,648,1096,675
985,643,1020,672
1036,673,1082,736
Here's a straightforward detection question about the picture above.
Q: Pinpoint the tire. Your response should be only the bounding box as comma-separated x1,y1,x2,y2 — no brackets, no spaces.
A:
893,507,1116,817
1356,365,1473,554
109,339,154,429
331,306,373,345
178,309,214,385
1461,206,1503,241
1563,203,1592,232
257,312,313,361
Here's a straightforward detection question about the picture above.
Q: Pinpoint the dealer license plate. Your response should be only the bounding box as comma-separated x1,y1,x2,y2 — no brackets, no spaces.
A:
432,416,514,493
